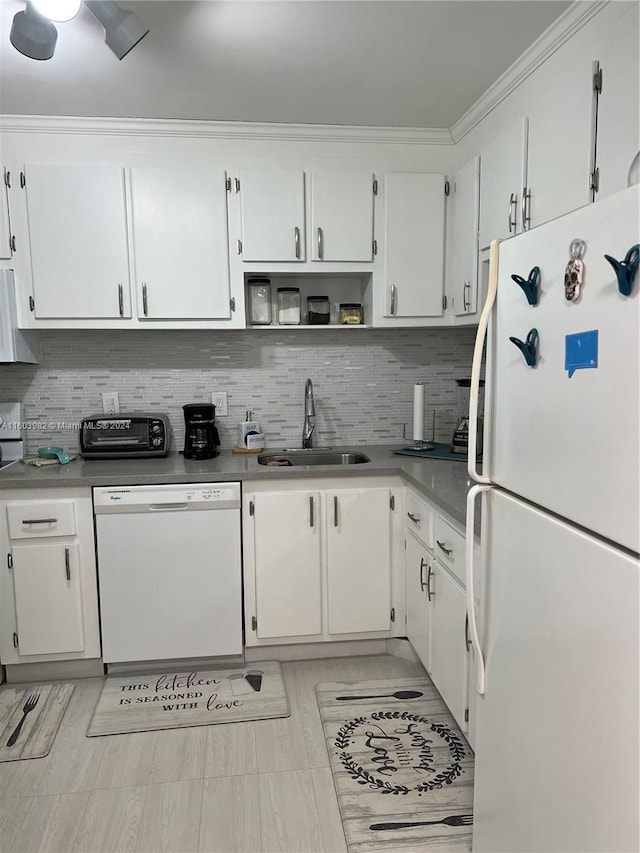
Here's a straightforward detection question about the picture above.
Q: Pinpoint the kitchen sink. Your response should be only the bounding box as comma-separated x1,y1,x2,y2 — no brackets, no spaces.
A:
258,449,371,467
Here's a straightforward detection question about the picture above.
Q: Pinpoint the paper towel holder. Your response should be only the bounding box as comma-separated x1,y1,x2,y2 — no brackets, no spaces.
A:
402,410,436,451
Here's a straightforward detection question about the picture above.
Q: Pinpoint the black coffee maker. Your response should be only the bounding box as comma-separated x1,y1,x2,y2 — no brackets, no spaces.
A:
183,404,220,459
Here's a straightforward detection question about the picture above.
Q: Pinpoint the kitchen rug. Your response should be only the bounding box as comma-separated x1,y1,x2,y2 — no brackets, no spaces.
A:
0,682,75,762
87,661,289,736
316,676,474,852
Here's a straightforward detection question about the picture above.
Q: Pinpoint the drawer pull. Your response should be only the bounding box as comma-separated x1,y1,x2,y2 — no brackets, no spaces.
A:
426,564,434,602
407,512,420,524
309,496,315,528
436,539,453,557
419,557,427,592
22,518,57,525
64,548,71,581
334,495,339,527
465,612,471,651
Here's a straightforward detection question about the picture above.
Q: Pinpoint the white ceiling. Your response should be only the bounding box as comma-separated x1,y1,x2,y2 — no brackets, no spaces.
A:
0,0,571,128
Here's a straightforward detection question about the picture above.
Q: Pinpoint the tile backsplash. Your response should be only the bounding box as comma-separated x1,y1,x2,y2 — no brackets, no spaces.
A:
0,327,477,455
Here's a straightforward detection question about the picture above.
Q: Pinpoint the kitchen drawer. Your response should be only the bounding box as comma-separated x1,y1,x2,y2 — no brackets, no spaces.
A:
433,514,465,585
405,489,434,550
6,500,76,539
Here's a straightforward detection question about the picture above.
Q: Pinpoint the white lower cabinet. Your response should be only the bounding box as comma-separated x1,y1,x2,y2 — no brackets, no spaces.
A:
405,531,432,669
430,560,469,731
0,488,101,665
326,488,391,634
243,478,403,646
404,487,473,733
251,489,322,640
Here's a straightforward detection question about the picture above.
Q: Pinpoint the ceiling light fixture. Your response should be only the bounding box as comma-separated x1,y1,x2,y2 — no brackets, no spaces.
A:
31,0,82,22
9,0,149,61
84,0,149,60
10,2,58,60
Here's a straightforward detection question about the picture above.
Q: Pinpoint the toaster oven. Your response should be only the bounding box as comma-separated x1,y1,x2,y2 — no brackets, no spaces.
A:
80,414,170,458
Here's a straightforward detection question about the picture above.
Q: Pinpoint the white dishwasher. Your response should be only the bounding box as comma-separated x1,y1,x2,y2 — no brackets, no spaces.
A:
94,482,242,664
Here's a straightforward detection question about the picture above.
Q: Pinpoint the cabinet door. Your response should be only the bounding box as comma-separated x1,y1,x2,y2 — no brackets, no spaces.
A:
450,158,480,318
239,170,305,262
130,167,231,320
252,491,322,639
310,171,374,261
478,118,528,249
326,488,391,634
593,3,640,198
430,563,469,732
11,541,84,656
23,164,131,319
405,532,432,670
383,173,445,318
0,166,12,260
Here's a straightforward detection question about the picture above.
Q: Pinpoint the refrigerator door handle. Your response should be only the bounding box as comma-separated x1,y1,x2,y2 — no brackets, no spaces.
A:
468,239,501,485
466,483,491,695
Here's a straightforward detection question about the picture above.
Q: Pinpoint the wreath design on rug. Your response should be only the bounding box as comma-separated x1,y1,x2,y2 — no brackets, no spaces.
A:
334,710,468,796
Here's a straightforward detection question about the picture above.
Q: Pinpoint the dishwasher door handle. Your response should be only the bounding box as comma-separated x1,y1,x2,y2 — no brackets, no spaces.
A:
147,503,190,511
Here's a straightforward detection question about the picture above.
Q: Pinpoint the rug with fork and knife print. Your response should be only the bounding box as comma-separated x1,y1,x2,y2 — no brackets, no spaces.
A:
316,676,474,852
0,683,74,761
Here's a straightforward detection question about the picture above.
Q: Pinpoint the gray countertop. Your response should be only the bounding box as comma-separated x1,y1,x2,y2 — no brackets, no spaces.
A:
0,445,473,528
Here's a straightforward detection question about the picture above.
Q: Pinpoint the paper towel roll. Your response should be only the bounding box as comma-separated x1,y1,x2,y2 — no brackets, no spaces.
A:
412,383,425,441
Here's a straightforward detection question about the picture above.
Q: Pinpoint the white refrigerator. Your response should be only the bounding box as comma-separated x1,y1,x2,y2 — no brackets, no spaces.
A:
465,185,639,852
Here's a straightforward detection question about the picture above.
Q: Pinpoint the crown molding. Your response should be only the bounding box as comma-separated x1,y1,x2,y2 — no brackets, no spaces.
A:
450,0,609,143
0,115,453,146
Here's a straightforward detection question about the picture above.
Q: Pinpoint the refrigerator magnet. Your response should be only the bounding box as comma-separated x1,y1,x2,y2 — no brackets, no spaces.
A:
564,239,586,302
565,329,598,378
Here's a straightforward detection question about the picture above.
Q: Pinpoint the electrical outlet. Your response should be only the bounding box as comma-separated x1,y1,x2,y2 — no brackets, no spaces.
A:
211,391,228,416
102,392,119,415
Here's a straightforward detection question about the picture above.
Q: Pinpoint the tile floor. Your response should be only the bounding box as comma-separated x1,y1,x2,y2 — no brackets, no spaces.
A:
0,654,426,853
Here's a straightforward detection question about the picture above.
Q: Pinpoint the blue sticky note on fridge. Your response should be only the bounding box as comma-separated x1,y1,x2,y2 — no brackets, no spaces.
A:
565,330,598,378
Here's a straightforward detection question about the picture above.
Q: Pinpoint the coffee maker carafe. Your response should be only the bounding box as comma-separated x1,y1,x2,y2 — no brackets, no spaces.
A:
183,404,220,460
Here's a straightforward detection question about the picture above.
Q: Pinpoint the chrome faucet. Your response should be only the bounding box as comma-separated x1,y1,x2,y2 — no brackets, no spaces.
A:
302,378,315,448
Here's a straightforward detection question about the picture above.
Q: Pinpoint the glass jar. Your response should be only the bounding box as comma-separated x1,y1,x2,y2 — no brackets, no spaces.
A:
339,303,363,325
277,288,301,325
247,278,272,325
307,295,330,325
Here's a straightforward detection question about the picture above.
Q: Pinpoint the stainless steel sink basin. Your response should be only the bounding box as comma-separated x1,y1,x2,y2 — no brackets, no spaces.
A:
258,449,371,467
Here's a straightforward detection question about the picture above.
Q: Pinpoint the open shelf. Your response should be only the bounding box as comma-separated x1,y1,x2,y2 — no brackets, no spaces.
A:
244,272,372,329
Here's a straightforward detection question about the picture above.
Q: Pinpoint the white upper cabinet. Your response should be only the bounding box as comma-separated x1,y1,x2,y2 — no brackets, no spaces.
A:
592,3,640,198
478,118,529,250
130,166,231,320
239,169,305,262
449,158,480,319
382,173,446,319
23,164,132,320
525,68,593,230
310,171,374,261
0,167,13,260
